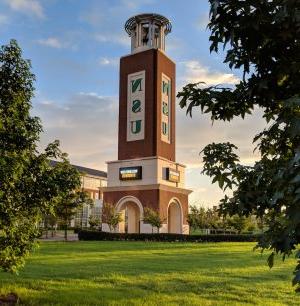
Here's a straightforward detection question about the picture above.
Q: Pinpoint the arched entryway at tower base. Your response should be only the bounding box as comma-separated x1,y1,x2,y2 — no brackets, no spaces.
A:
167,198,183,234
115,196,144,233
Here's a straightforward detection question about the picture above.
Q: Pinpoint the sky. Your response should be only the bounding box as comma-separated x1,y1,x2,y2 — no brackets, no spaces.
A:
0,0,266,207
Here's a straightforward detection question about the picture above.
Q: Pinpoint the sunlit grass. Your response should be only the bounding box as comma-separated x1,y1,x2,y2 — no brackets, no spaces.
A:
0,241,299,305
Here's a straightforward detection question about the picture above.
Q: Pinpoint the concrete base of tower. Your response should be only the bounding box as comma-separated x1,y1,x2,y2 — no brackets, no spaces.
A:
102,184,191,235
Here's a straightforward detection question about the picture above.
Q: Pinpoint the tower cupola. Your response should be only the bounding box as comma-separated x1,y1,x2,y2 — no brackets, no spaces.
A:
125,13,172,54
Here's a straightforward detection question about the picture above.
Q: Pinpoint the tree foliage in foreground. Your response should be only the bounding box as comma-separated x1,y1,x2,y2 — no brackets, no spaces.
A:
0,40,84,272
177,0,300,290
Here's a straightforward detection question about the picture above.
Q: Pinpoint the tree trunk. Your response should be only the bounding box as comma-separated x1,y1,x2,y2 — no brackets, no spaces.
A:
64,205,68,241
64,223,68,241
45,216,48,239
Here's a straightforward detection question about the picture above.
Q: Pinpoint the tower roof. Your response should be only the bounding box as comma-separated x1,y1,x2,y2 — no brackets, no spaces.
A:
125,13,172,36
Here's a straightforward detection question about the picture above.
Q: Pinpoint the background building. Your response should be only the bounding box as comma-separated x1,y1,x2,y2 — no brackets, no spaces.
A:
50,161,107,228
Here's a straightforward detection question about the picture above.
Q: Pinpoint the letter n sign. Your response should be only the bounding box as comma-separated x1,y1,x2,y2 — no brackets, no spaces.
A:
127,71,145,141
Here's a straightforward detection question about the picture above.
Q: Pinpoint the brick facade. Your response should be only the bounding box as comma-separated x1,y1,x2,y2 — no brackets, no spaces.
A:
118,49,175,161
103,186,189,225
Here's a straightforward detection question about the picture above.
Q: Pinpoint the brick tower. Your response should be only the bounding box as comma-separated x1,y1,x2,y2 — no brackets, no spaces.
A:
103,13,191,234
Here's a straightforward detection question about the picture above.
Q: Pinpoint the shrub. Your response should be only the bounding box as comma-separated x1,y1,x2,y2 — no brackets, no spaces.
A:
78,230,259,243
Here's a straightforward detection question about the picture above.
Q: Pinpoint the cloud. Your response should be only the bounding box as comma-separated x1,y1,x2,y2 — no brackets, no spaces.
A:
121,0,155,9
36,37,64,49
186,167,231,207
176,105,266,169
5,0,44,19
0,14,9,24
192,187,207,193
197,12,210,30
94,33,130,47
80,1,155,49
178,60,239,88
98,57,119,66
33,93,118,170
80,11,105,27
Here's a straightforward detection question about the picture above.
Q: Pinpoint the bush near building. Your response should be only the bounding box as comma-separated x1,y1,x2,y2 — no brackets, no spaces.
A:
78,230,259,242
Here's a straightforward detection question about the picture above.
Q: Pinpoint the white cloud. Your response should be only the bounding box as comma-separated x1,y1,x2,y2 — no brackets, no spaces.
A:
197,12,209,30
176,105,265,169
94,33,130,47
33,93,118,170
80,11,104,27
98,57,119,66
121,0,155,9
5,0,44,19
192,187,207,193
178,60,239,88
36,37,64,49
0,14,9,24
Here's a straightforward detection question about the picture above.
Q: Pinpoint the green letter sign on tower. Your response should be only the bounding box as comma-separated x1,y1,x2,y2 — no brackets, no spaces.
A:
131,78,142,93
127,71,145,141
131,120,142,134
132,99,141,113
161,74,171,143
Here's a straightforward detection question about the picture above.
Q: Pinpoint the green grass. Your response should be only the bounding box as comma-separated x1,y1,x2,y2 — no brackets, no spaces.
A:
0,241,299,305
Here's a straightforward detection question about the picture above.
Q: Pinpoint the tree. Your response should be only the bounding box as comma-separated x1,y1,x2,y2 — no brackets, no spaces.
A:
102,203,123,232
48,214,58,237
0,40,83,272
187,205,209,232
54,165,93,241
226,215,251,234
89,215,101,230
43,214,52,239
177,0,300,290
206,207,222,229
143,207,165,233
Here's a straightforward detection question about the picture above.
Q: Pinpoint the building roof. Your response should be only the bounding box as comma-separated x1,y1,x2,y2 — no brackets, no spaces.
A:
49,160,107,178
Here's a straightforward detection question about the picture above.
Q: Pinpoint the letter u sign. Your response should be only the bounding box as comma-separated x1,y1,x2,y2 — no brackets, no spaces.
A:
131,120,142,134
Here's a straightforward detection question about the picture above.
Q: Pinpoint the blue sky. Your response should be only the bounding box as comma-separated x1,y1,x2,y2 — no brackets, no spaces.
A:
0,0,265,206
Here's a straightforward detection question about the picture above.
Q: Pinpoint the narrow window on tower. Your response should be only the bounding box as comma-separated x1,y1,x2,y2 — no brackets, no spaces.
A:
141,23,149,46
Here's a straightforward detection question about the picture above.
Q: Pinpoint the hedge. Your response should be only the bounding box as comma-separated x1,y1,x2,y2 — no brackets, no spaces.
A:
78,230,260,242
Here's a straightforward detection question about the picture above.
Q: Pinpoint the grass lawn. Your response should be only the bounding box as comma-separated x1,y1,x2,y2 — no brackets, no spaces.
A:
0,241,299,305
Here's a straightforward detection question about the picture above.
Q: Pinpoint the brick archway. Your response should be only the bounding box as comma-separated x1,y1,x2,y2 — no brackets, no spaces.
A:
167,198,183,234
116,196,144,233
